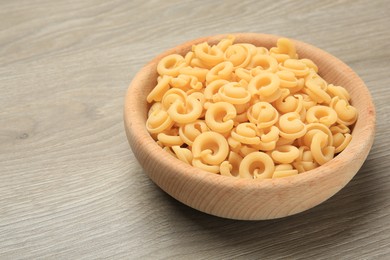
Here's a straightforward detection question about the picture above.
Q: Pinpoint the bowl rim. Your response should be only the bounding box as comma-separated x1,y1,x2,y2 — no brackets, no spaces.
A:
124,33,376,200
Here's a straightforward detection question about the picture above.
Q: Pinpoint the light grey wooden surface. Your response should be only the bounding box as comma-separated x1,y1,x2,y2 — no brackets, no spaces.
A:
1,0,389,259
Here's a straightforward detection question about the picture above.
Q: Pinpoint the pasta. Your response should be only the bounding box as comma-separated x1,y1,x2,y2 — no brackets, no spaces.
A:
146,36,358,179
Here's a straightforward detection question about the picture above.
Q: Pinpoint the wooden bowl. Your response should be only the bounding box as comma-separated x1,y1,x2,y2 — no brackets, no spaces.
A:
124,33,375,220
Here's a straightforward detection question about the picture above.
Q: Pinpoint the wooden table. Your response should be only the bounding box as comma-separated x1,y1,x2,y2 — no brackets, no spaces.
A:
1,0,389,259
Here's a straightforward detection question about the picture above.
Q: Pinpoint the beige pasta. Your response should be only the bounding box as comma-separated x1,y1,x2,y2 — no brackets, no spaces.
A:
146,36,358,179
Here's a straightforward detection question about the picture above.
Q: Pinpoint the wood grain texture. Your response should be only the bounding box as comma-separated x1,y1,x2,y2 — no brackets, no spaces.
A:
0,0,389,259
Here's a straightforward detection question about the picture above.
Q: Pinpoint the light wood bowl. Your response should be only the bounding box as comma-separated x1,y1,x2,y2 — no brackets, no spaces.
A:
124,33,375,220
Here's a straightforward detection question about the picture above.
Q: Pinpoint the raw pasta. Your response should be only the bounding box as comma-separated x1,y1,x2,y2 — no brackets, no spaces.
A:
146,36,358,179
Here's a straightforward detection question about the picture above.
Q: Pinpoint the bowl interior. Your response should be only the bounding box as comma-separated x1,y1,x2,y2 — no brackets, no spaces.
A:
124,33,375,219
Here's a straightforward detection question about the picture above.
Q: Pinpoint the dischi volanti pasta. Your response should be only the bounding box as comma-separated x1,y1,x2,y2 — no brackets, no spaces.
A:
146,36,358,179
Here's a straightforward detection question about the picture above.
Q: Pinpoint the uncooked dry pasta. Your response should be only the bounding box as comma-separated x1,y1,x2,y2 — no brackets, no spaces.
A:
146,36,358,179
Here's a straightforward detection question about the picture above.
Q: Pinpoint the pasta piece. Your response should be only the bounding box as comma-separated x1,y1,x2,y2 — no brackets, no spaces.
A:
157,54,186,77
310,131,335,165
224,44,252,68
146,109,174,134
332,132,352,153
330,96,358,126
204,79,230,102
161,88,187,110
306,105,338,127
192,132,229,165
220,151,243,178
299,123,334,147
276,70,302,94
231,123,261,145
218,82,251,105
270,38,298,60
272,164,299,178
147,75,172,103
248,54,278,72
278,112,307,140
248,72,282,102
168,95,203,124
157,128,183,147
205,102,236,133
247,101,279,129
179,120,209,146
193,42,224,68
271,145,300,164
206,61,234,83
279,59,310,78
327,84,350,101
239,152,275,179
292,146,319,173
172,146,193,164
304,71,331,104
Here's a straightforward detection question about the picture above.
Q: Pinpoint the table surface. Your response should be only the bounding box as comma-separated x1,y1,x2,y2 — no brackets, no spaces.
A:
1,0,389,259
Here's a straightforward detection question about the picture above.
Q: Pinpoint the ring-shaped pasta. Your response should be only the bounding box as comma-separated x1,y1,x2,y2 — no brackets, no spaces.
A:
278,112,307,140
167,95,203,124
299,123,333,147
310,131,335,165
204,79,230,101
206,61,234,83
306,105,338,127
194,42,224,68
247,101,279,129
250,126,280,151
146,109,174,134
216,35,235,52
279,59,310,78
276,70,302,93
179,120,209,146
272,164,299,178
239,152,275,179
236,43,258,56
333,132,352,153
231,123,261,145
248,54,278,72
248,72,281,102
161,88,187,110
304,71,331,104
327,84,350,101
205,101,236,133
218,82,251,105
224,44,252,68
330,96,358,126
192,131,229,165
271,145,300,164
157,54,186,77
273,89,304,114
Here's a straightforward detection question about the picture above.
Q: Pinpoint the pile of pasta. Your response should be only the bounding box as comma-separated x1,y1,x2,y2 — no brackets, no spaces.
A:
146,36,358,179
